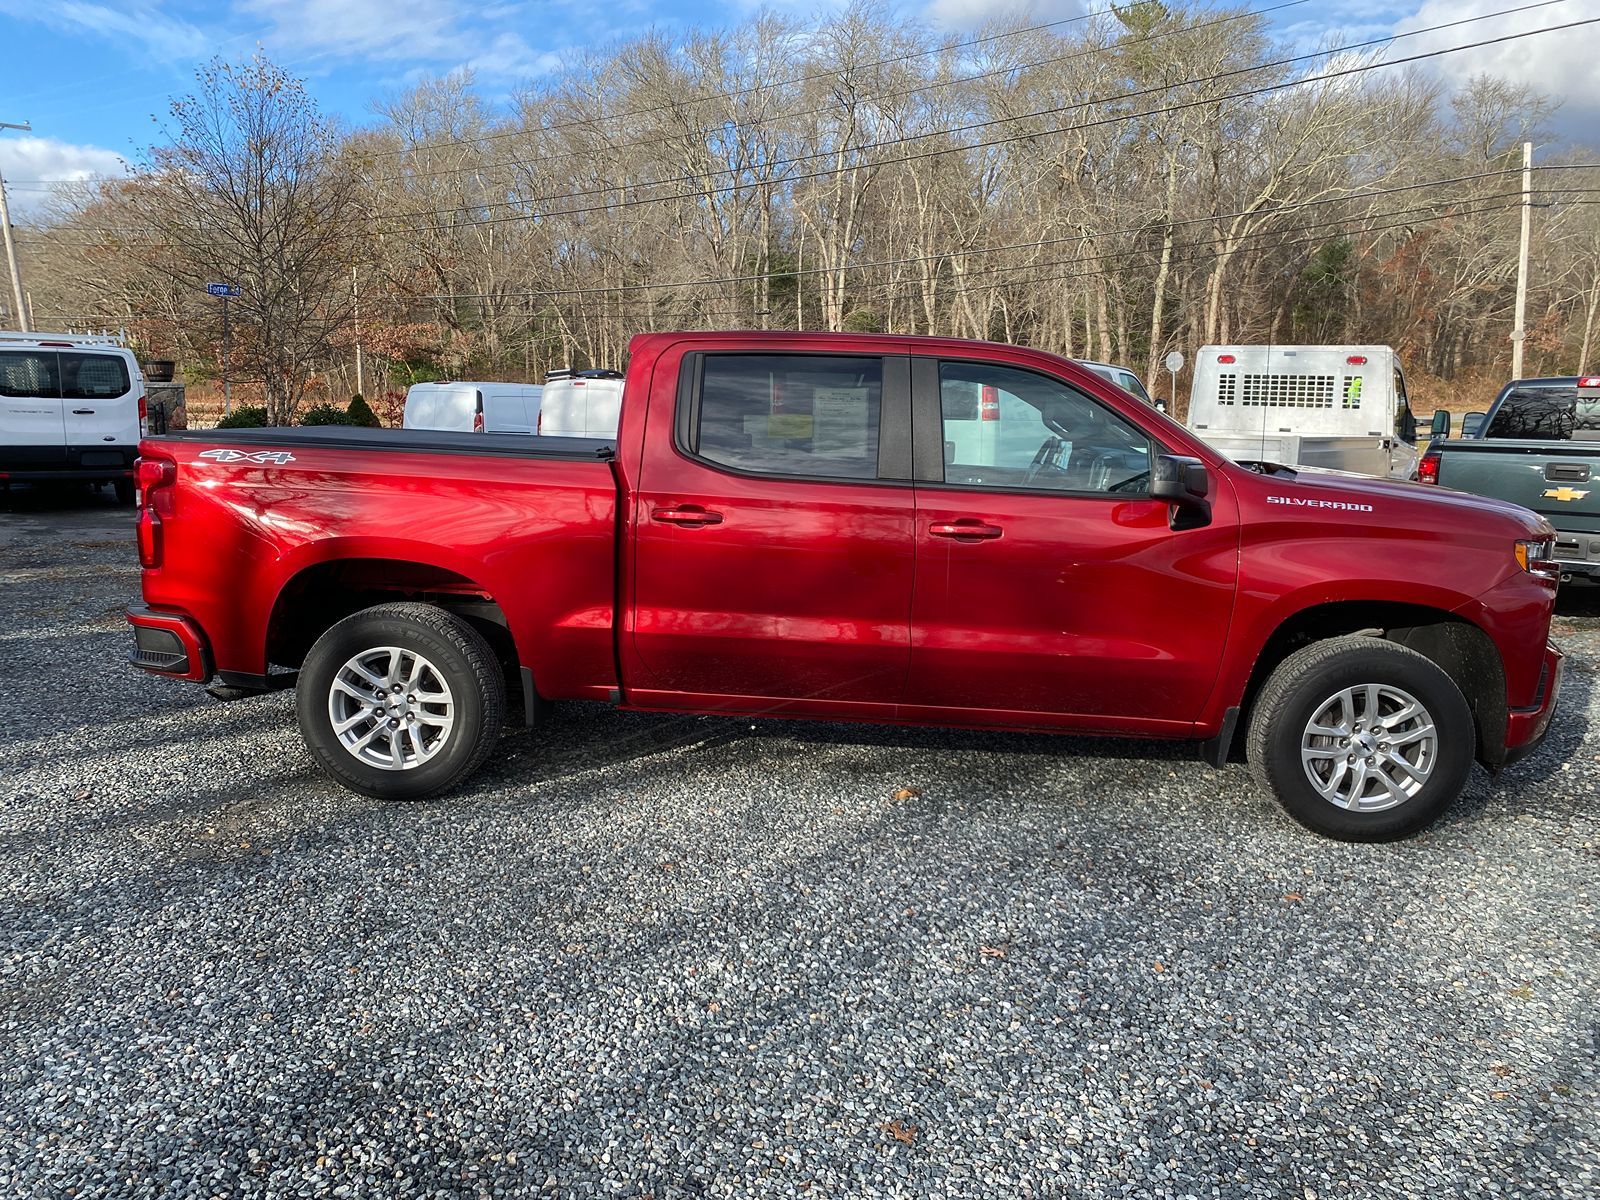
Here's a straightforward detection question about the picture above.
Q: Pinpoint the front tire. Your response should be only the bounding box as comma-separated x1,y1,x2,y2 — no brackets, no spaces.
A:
1246,636,1474,842
297,602,505,799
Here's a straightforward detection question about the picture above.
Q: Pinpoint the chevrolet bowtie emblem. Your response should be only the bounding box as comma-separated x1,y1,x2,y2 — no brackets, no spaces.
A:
1542,486,1590,502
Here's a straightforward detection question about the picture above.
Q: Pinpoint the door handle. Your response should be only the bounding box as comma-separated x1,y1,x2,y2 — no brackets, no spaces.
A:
72,409,94,415
652,505,723,527
929,519,1003,540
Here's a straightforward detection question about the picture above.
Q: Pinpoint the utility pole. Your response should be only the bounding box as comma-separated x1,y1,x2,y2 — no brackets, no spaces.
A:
0,119,33,333
1512,140,1533,380
351,264,364,397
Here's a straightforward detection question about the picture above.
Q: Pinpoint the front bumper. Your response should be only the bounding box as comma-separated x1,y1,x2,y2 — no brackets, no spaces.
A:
126,606,212,683
1503,640,1564,765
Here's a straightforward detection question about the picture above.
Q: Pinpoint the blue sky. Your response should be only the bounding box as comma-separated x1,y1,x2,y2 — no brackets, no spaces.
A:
2,0,1596,217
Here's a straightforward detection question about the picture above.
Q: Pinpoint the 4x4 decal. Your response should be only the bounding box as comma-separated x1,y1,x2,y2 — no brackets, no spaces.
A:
198,449,297,465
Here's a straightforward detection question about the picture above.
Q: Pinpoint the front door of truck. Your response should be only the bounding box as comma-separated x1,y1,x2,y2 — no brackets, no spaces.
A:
629,349,916,710
907,357,1239,725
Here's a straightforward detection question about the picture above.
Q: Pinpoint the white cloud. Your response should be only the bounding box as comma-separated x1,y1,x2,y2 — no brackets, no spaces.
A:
237,0,559,81
461,32,562,82
0,0,210,62
923,0,1087,34
1392,0,1600,132
0,136,128,219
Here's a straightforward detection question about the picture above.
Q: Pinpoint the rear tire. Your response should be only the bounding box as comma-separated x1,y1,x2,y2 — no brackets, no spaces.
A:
297,602,505,800
1246,635,1474,842
113,478,135,505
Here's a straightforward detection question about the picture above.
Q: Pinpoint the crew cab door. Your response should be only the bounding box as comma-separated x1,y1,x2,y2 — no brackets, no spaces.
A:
627,349,916,709
906,357,1239,726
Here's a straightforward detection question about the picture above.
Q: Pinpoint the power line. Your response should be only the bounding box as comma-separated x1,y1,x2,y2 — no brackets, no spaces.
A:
404,166,1595,302
353,2,1165,165
50,196,1546,326
355,0,1318,184
366,2,1576,230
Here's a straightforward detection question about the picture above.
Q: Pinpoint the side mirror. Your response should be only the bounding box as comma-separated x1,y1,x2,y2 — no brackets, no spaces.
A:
1150,453,1211,529
1429,409,1451,438
1462,411,1487,438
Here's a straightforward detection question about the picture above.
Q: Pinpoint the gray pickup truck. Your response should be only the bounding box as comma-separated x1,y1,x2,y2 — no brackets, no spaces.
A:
1420,376,1600,581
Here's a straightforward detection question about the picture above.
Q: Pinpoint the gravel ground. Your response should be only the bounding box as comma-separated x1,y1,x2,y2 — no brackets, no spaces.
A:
2,484,1597,1200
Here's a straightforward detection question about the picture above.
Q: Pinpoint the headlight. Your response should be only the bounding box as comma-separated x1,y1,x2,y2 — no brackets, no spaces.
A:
1515,538,1559,580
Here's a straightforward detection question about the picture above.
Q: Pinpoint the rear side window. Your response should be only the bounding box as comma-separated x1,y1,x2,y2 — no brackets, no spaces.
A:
1485,387,1579,440
0,351,61,398
60,352,131,400
692,354,882,479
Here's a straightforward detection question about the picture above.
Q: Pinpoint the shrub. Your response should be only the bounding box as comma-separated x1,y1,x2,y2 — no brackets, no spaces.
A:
346,393,381,427
215,405,268,429
299,402,353,426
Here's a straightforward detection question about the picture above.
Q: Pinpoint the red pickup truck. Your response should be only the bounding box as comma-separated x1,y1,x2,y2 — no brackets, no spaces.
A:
127,332,1564,841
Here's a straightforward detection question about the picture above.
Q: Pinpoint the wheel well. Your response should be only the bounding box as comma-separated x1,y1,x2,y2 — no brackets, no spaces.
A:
1239,601,1507,766
268,558,529,717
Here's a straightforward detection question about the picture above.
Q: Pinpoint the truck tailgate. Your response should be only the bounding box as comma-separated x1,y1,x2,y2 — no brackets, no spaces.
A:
1436,439,1600,536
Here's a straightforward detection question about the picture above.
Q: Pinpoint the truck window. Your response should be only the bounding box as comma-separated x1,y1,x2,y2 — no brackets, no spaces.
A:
938,361,1151,493
60,352,131,400
693,354,881,480
1484,387,1580,440
0,351,61,398
1393,367,1416,442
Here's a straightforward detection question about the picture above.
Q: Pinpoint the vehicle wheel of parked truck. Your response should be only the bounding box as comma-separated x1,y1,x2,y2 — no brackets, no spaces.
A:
1247,636,1474,842
297,602,504,800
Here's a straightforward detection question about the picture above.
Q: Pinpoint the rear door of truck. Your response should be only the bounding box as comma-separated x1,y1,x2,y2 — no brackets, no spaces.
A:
627,345,916,708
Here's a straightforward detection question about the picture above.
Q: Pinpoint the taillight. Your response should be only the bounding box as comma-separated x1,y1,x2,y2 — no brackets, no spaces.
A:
136,456,175,500
980,385,1000,421
473,409,485,433
138,394,148,435
1417,452,1440,485
135,455,176,568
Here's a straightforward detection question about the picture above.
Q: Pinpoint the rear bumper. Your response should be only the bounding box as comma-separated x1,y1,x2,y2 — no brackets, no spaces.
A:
1551,528,1600,579
1,466,135,483
1,445,137,483
126,606,213,683
1503,640,1564,765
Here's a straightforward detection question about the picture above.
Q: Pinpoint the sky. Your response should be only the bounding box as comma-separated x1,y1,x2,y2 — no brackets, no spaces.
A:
1,0,1597,218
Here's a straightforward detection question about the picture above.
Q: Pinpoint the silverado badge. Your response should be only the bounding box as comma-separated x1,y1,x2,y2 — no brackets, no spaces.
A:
1542,486,1590,502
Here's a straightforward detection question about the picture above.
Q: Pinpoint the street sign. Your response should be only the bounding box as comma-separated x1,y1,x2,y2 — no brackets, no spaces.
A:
206,282,240,297
1163,351,1184,373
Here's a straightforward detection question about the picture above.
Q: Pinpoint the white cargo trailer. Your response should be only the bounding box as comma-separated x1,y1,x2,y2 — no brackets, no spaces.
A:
1186,345,1420,479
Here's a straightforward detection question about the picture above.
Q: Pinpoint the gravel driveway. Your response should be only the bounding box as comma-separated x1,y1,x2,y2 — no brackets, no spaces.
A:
2,485,1597,1199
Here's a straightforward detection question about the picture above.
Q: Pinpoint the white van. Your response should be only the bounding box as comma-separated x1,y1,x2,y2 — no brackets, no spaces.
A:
1186,345,1420,479
537,369,624,439
0,331,146,503
402,381,542,434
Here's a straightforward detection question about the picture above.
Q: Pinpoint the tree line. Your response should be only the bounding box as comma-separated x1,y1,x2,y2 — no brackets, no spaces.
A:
14,1,1600,424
